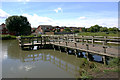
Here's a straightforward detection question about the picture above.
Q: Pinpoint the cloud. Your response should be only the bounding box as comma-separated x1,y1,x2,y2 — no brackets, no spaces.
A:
0,9,10,18
18,0,30,2
22,14,55,27
54,8,62,13
78,16,87,20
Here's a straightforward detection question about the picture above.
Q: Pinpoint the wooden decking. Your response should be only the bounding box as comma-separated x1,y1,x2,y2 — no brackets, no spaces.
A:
17,35,120,64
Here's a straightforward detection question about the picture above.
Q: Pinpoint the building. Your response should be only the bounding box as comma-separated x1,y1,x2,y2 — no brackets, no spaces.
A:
0,23,9,35
35,25,53,35
0,23,15,35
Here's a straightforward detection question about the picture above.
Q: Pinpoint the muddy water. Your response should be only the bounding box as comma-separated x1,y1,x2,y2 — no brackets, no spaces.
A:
1,40,87,78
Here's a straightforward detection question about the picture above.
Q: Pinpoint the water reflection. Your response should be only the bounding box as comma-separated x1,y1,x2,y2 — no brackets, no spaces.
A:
20,52,80,76
2,40,82,78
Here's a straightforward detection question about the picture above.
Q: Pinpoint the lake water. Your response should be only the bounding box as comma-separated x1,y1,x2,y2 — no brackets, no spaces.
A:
1,40,85,78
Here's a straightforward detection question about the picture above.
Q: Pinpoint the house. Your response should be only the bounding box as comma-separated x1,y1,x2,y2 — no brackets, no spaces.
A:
35,25,53,35
0,23,9,35
0,23,15,35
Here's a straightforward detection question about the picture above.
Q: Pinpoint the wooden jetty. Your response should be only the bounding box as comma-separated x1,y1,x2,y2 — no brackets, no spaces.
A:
18,35,120,65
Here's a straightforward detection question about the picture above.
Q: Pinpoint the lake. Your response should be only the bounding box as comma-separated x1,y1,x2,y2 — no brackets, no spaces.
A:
1,40,85,78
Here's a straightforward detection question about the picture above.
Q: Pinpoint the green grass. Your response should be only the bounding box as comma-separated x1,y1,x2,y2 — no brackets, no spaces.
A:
1,35,16,40
78,32,119,37
78,58,120,78
108,58,120,67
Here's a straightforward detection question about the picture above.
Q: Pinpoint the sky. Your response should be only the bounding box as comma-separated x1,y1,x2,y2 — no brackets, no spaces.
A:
0,0,119,28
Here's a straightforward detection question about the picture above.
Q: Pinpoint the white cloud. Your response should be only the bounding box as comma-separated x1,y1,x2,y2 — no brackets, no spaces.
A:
18,0,30,2
54,8,62,13
78,16,87,20
22,14,55,27
0,9,10,18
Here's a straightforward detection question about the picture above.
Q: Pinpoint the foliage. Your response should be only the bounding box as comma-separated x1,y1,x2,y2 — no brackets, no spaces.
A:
78,32,119,37
1,35,16,40
87,25,102,32
81,27,87,32
5,15,31,35
100,27,108,32
63,27,71,32
73,29,80,33
108,27,119,32
20,35,35,37
108,58,120,67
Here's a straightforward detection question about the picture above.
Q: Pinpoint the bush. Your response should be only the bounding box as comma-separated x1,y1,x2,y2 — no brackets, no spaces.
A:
108,58,120,67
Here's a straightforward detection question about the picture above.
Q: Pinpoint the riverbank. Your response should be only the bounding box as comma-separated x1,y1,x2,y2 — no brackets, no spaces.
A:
1,35,16,40
78,32,119,37
78,58,120,79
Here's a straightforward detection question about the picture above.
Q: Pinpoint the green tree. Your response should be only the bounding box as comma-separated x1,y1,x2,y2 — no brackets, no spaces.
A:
100,27,108,32
73,29,79,33
89,25,102,32
81,27,87,32
108,27,119,32
5,15,31,35
64,28,71,32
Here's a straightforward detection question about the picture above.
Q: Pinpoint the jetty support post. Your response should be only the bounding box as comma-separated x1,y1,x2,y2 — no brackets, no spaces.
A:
65,47,69,54
86,44,90,61
53,45,55,51
58,46,62,53
74,49,77,57
102,55,107,65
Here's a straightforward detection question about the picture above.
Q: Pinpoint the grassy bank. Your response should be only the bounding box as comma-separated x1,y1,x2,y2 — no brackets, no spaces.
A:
78,58,120,79
1,35,16,40
78,32,119,37
1,34,40,40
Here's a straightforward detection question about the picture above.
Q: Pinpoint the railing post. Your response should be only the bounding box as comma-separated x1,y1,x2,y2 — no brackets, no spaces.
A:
86,44,89,50
74,42,77,47
103,46,107,53
41,36,42,45
21,38,24,47
92,36,94,47
37,37,39,43
44,36,46,44
53,36,55,43
86,39,88,44
32,37,34,45
58,36,60,44
82,36,84,45
29,38,31,43
103,36,107,45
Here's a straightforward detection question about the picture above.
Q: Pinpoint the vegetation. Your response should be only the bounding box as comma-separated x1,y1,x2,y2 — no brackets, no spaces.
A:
63,27,71,32
78,32,119,37
78,58,120,78
5,15,31,35
1,35,16,40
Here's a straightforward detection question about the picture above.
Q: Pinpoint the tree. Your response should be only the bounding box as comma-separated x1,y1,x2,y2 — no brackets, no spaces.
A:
64,28,71,32
73,29,79,33
5,15,31,35
100,27,108,32
108,27,119,32
81,27,87,32
89,25,102,32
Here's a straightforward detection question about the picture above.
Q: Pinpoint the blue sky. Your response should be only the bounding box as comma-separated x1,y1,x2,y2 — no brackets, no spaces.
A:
0,1,118,28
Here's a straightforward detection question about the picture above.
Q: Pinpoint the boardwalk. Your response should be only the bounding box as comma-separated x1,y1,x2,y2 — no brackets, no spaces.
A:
18,35,120,65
